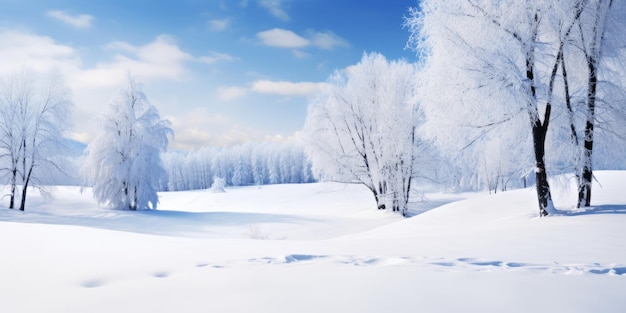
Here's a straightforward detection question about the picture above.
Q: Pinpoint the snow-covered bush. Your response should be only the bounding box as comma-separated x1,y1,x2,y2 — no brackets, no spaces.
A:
210,177,226,193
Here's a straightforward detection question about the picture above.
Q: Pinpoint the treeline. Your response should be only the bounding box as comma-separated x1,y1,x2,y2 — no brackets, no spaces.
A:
161,141,314,191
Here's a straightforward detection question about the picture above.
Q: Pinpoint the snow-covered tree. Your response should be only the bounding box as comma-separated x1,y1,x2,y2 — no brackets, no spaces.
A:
407,0,626,213
570,0,624,208
161,141,313,191
210,176,226,193
0,69,73,210
303,52,426,216
407,0,570,216
83,76,172,210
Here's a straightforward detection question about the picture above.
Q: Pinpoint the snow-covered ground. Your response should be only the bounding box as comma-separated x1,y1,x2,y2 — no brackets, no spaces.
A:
1,171,625,312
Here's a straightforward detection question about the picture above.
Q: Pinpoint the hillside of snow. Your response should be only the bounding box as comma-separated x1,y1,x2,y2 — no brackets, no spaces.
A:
1,171,625,312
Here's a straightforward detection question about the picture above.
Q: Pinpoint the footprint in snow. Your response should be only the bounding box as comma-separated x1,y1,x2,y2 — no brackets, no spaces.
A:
458,258,503,267
611,267,626,275
588,268,611,275
284,254,326,263
81,279,104,288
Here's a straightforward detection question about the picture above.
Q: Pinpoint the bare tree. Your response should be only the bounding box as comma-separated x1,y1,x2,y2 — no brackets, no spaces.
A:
0,69,73,210
303,52,426,216
407,0,566,216
407,0,626,214
574,0,616,208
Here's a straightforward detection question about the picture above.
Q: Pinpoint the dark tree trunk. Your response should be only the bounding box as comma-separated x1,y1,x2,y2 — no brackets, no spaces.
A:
19,166,33,211
578,57,597,208
9,168,16,209
532,111,553,217
372,187,384,210
132,186,138,210
526,24,554,216
402,176,412,217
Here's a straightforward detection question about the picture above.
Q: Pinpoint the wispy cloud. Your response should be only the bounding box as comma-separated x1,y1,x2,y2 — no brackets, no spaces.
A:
197,51,237,64
259,0,289,21
256,28,308,49
167,108,262,149
251,80,328,97
217,86,248,101
96,36,234,87
309,30,350,50
292,50,310,59
208,18,230,32
46,10,94,29
90,35,194,87
256,28,349,51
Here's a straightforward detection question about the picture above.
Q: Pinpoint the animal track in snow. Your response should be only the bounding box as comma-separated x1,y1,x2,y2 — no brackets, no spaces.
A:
243,254,626,277
457,258,503,267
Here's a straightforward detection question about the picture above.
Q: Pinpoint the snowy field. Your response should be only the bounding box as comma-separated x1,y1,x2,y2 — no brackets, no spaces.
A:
1,171,626,312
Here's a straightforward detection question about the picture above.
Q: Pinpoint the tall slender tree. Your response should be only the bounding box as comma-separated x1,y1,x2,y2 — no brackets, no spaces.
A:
575,0,615,208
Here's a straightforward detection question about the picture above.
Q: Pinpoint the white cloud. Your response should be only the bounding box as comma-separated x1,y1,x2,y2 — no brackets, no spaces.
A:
292,50,310,59
0,29,240,149
217,86,248,101
208,18,230,32
256,28,349,51
309,30,350,50
256,28,308,49
197,51,237,64
75,35,194,88
46,10,94,29
251,80,328,97
166,108,262,149
0,30,81,73
259,0,290,21
104,41,137,53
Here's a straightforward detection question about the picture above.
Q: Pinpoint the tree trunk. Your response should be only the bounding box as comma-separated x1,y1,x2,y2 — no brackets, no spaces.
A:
19,166,33,211
560,49,583,197
372,187,385,210
132,186,138,210
402,176,412,217
578,57,597,208
532,113,553,217
9,168,16,209
526,23,554,216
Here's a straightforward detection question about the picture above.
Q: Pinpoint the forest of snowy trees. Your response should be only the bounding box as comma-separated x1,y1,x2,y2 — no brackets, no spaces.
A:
161,141,314,191
1,0,625,216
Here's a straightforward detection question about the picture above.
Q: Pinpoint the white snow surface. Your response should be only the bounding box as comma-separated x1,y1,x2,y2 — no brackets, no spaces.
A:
1,171,625,312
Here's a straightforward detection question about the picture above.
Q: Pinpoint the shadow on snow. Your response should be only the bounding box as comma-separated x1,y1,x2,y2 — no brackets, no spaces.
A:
0,209,319,238
558,204,626,216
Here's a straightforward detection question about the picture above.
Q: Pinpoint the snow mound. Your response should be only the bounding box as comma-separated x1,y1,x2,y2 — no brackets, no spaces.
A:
1,171,625,312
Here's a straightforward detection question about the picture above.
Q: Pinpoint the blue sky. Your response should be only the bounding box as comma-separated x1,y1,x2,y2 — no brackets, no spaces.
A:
0,0,418,149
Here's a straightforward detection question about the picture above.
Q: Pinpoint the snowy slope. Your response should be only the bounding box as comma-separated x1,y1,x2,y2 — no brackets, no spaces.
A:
1,172,625,312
